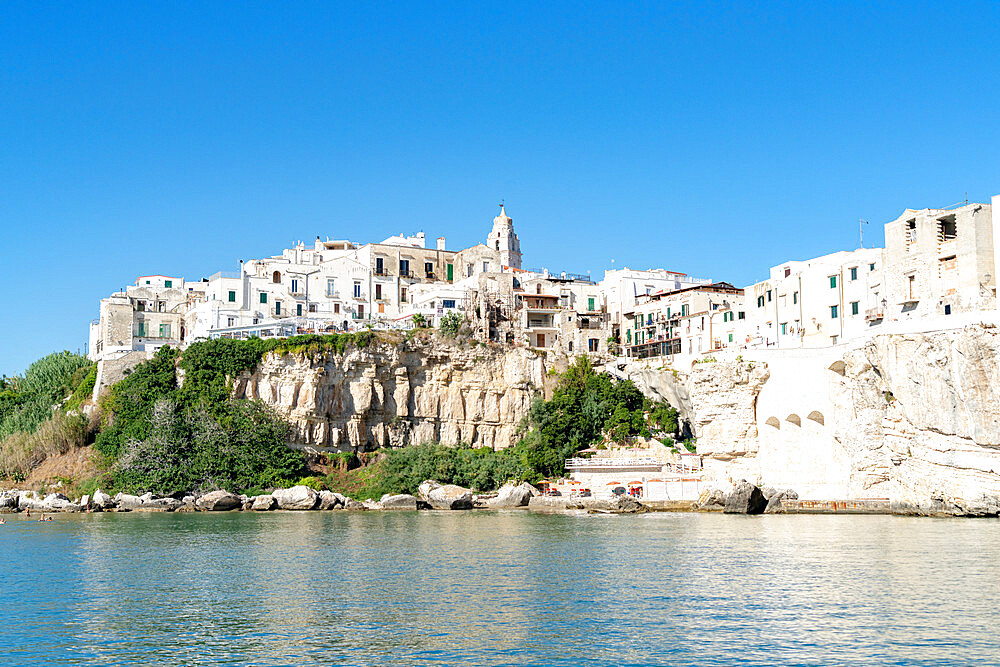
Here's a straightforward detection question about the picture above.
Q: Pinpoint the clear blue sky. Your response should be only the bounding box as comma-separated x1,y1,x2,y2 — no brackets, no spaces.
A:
2,2,999,375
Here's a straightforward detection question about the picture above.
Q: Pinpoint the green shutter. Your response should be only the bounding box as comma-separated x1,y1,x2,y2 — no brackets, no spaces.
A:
260,293,267,304
297,304,302,316
831,305,838,319
588,297,595,311
228,290,236,302
164,280,172,288
447,264,453,281
830,276,837,288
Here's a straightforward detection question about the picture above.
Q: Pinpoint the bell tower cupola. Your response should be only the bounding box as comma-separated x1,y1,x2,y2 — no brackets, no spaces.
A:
488,204,522,270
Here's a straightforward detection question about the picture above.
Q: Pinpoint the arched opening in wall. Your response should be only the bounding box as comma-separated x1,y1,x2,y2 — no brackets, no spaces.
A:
765,416,781,429
828,360,846,376
272,271,281,283
807,411,825,426
786,414,801,427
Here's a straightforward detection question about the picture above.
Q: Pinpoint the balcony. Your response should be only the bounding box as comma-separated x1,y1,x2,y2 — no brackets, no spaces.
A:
326,290,340,299
352,312,368,320
865,307,884,321
352,292,367,301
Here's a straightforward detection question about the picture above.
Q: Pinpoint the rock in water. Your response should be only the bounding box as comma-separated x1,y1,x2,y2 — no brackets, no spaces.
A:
427,484,474,510
696,488,727,511
92,489,113,510
486,482,538,508
380,493,419,510
612,496,649,513
317,491,345,510
113,493,144,511
143,497,183,512
196,490,241,511
250,494,276,511
272,486,319,510
724,480,767,514
764,488,798,514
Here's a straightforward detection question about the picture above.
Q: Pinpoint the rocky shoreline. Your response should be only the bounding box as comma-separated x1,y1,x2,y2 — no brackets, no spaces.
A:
1,479,983,517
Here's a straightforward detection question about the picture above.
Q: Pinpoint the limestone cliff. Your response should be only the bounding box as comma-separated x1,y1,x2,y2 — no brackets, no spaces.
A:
232,337,547,452
651,325,1000,514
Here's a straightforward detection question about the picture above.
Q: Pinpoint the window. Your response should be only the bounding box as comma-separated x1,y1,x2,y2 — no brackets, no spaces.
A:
738,311,745,320
159,323,171,338
829,275,837,289
138,322,146,337
588,297,595,311
568,341,573,352
447,264,453,281
378,303,385,313
767,290,772,302
483,262,489,273
783,267,791,278
849,267,857,281
793,291,798,305
291,279,299,293
944,304,952,315
757,295,764,308
908,274,917,300
353,281,361,298
164,280,172,288
870,263,876,272
375,284,382,300
272,271,281,283
327,279,336,297
308,303,316,313
443,299,456,309
375,257,384,274
227,317,235,327
728,333,733,343
297,304,302,316
228,290,236,302
780,322,787,335
275,301,281,315
401,287,407,303
358,304,364,317
681,304,689,316
399,259,410,276
851,301,859,315
425,261,433,276
588,338,599,352
830,305,838,319
260,293,267,304
906,219,916,251
938,215,957,241
334,303,340,314
145,280,150,285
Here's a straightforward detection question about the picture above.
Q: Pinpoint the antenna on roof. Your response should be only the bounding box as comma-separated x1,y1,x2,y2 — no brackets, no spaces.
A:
859,218,869,249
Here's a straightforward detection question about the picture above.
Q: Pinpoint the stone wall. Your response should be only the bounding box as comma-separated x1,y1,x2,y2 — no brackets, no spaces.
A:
234,337,547,452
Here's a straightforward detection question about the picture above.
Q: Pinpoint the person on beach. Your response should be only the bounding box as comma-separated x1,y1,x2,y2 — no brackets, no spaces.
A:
0,517,5,524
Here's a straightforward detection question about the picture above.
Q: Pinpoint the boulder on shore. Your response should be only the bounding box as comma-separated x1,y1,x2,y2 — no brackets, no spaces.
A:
143,497,183,512
380,493,419,510
43,493,73,511
92,489,113,510
318,490,346,510
272,485,319,510
486,482,538,509
250,494,276,511
695,488,726,511
723,480,767,514
196,490,241,511
419,480,474,510
764,488,799,514
114,493,144,511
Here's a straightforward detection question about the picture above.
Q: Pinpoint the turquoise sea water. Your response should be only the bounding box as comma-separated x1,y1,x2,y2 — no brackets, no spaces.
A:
2,510,998,666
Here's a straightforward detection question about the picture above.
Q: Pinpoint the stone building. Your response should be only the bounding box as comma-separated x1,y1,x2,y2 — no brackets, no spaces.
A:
880,202,994,321
88,275,205,361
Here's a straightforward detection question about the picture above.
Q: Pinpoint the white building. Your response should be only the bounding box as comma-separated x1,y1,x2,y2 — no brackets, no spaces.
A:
600,268,712,349
744,248,884,349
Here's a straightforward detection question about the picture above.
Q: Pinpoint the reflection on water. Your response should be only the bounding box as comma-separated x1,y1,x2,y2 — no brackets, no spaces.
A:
2,511,999,665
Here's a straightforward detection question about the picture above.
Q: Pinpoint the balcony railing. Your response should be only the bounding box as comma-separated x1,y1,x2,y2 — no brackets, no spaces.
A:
865,307,884,321
352,292,367,301
326,290,340,299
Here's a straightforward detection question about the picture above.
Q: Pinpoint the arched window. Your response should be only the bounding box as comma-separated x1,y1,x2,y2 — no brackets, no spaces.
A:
272,271,281,283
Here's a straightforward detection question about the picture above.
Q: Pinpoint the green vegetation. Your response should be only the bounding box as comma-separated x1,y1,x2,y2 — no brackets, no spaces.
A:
0,352,94,480
0,351,93,440
94,344,308,495
411,313,427,328
439,312,464,336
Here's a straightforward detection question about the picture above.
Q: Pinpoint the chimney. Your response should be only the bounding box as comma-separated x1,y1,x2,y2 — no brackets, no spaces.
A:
417,232,426,247
437,236,446,251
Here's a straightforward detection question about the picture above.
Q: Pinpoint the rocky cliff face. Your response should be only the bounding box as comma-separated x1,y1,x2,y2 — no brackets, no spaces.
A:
662,325,1000,514
834,327,1000,514
233,337,547,452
